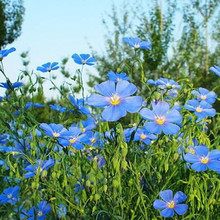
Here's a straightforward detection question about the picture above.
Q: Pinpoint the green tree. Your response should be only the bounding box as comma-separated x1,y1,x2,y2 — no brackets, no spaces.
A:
0,0,25,48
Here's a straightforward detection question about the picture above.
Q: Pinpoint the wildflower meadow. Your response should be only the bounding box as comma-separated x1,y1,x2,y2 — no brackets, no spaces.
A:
0,36,220,220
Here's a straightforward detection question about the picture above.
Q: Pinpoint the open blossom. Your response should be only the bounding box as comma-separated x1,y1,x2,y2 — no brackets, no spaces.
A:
133,128,157,145
147,78,181,90
0,186,20,205
153,190,188,218
0,47,16,60
72,53,96,66
210,65,220,77
184,145,220,172
26,201,51,220
184,100,216,119
191,88,216,104
87,80,143,121
39,123,67,138
140,101,182,135
107,71,129,82
37,62,59,72
123,37,152,49
0,82,23,89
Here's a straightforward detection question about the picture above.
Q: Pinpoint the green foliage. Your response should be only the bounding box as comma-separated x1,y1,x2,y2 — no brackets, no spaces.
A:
0,0,25,48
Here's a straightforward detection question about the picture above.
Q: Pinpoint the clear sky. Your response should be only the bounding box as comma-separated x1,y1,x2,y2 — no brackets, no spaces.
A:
2,0,128,97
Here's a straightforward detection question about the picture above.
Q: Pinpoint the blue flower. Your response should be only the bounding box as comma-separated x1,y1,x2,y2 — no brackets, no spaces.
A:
87,80,143,121
26,102,45,109
0,82,23,89
27,201,51,220
153,190,188,218
210,65,220,77
107,71,129,82
24,159,55,178
0,47,16,60
58,204,67,218
72,53,96,66
77,117,96,133
50,104,66,112
69,95,91,115
140,101,182,135
81,131,103,148
147,78,181,90
191,88,216,104
37,62,59,73
58,126,85,150
123,37,152,49
184,100,216,119
184,145,220,172
134,128,157,145
40,123,67,138
0,186,20,205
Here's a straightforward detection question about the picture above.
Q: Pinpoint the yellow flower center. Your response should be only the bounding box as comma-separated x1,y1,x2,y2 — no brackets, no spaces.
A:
196,107,203,113
200,95,207,100
155,116,165,125
110,94,121,105
200,156,209,164
82,59,86,64
134,43,140,48
140,133,147,140
69,138,77,143
90,138,96,143
117,77,122,82
7,194,12,199
53,132,60,138
189,148,196,154
38,211,43,217
82,128,86,133
167,201,175,209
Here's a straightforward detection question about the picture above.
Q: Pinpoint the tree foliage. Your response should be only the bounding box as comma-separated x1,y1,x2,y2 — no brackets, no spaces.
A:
0,0,25,48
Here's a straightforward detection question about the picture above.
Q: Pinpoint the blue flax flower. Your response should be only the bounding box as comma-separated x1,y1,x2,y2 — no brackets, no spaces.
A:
0,81,23,89
153,190,188,218
184,100,216,119
123,37,152,49
191,88,216,104
107,71,129,82
0,185,20,205
27,201,51,220
147,78,181,90
140,101,182,135
58,204,67,218
59,126,85,150
87,80,143,121
184,145,220,172
50,104,66,112
72,53,96,66
40,123,67,138
0,47,16,60
26,102,45,109
37,62,59,72
82,131,103,148
134,128,157,145
24,159,55,178
69,95,91,115
76,117,96,133
210,65,220,77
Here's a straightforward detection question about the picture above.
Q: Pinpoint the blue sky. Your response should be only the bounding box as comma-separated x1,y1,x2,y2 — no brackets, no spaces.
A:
2,0,127,97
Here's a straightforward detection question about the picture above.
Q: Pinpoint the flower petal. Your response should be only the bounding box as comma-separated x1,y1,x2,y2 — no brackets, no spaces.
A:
153,199,167,209
160,208,174,218
174,204,188,215
159,190,173,202
116,80,137,97
101,105,126,121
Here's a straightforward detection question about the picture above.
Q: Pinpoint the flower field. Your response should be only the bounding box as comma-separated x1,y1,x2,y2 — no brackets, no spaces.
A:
0,38,220,219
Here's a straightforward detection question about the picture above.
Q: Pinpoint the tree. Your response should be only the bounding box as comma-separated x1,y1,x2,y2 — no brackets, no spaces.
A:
0,0,25,48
